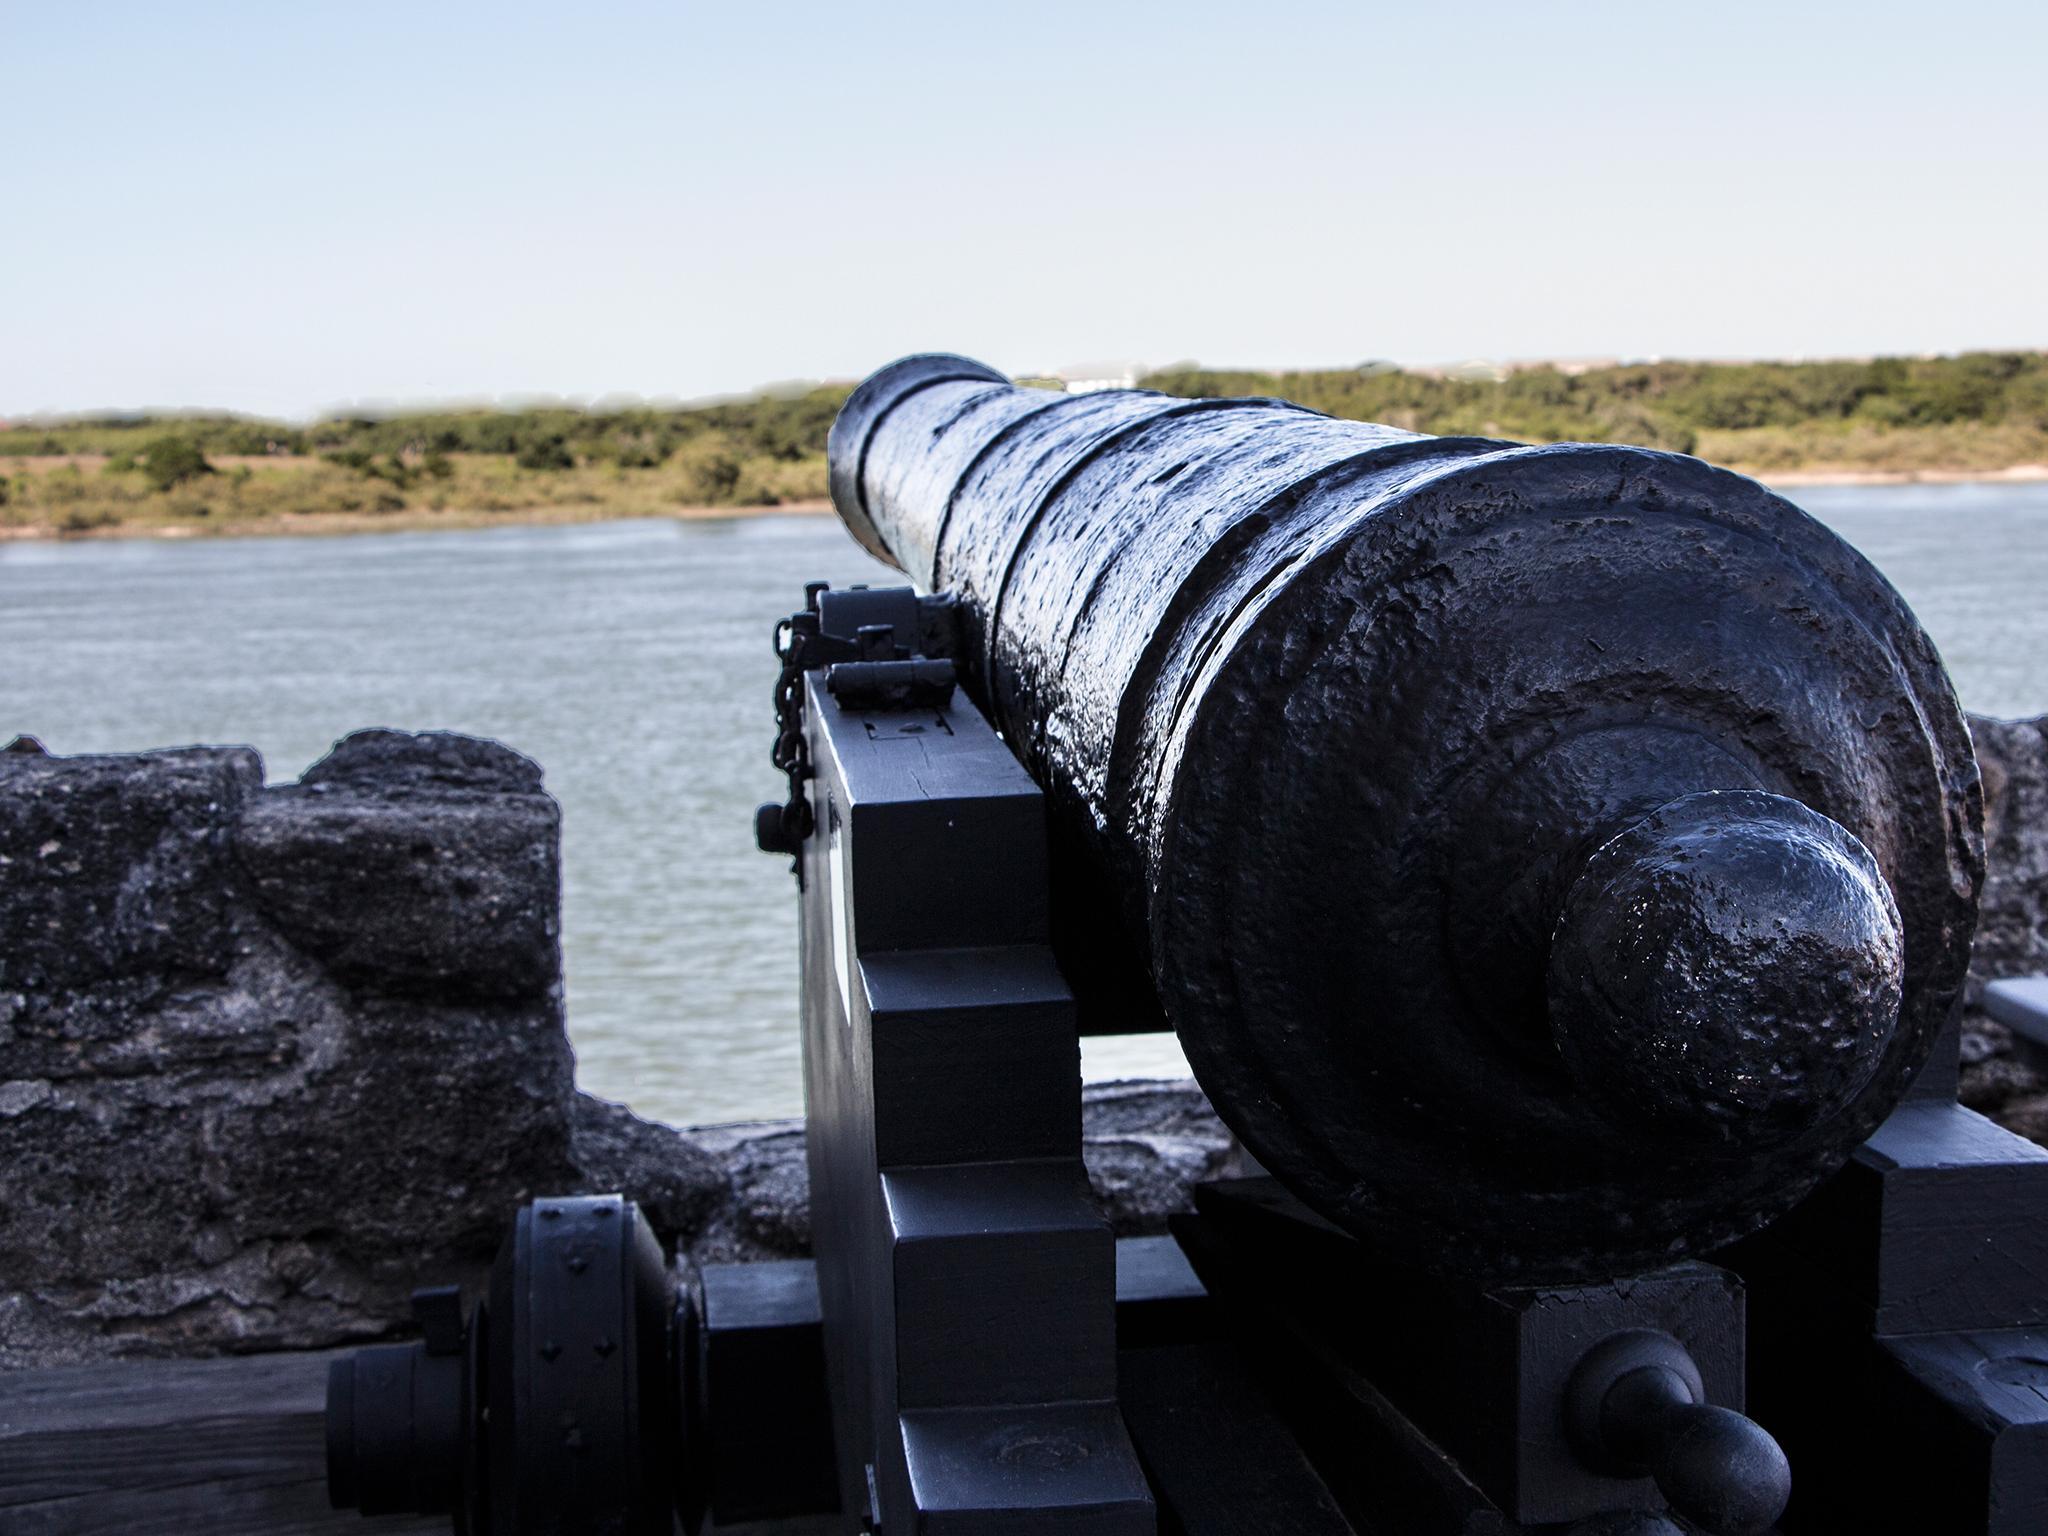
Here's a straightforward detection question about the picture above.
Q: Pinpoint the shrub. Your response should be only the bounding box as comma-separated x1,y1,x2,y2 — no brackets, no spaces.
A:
209,422,303,456
2005,371,2048,431
670,437,744,503
141,435,214,492
515,435,575,471
598,435,671,469
41,466,88,504
732,454,829,506
324,449,420,489
1588,405,1698,455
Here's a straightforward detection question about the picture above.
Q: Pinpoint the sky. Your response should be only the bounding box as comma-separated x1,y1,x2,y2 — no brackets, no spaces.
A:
3,0,2044,421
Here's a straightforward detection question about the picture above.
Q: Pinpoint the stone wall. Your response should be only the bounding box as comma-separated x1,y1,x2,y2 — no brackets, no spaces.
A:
3,717,2045,1368
1958,713,2048,1138
0,730,1234,1367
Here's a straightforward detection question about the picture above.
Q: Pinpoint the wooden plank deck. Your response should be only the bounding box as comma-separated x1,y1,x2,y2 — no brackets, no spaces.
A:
0,1349,440,1536
0,1348,844,1534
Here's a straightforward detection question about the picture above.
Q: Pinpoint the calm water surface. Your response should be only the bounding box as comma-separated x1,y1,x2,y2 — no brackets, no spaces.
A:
3,483,2044,1125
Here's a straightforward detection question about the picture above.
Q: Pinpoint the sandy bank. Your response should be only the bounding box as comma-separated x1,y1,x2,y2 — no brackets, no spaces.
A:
1763,463,2048,488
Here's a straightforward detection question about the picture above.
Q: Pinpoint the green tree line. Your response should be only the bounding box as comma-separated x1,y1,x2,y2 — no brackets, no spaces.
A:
1138,352,2048,453
0,385,850,470
4,354,2044,536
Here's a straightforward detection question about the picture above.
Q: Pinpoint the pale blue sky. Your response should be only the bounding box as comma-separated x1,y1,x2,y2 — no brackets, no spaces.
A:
3,1,2043,419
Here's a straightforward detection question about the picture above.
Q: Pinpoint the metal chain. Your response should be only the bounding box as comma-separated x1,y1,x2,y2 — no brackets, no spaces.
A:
767,612,818,852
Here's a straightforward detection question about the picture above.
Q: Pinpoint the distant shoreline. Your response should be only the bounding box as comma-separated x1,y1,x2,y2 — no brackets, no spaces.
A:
4,468,2047,545
10,351,2046,544
1762,464,2048,487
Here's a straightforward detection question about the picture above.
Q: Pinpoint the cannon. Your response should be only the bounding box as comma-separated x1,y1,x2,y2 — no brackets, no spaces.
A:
328,357,2048,1536
818,355,1980,1282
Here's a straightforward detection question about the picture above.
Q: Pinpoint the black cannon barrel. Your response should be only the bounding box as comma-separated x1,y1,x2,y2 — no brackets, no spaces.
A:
826,354,1983,1281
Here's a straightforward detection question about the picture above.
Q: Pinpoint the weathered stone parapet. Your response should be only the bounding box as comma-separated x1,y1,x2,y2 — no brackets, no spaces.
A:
235,730,562,999
3,714,2046,1368
1959,713,2048,1139
0,730,1234,1368
0,731,599,1367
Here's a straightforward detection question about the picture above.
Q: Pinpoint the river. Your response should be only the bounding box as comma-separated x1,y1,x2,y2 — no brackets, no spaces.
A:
4,481,2044,1126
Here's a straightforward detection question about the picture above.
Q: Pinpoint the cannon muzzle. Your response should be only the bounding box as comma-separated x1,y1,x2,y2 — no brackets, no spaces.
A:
826,354,1982,1280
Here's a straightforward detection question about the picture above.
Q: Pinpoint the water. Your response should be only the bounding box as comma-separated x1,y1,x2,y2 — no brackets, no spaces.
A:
1772,482,2048,721
4,483,2044,1125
